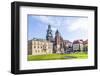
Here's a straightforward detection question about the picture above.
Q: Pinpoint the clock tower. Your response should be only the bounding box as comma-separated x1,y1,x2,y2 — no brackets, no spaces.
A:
46,24,53,42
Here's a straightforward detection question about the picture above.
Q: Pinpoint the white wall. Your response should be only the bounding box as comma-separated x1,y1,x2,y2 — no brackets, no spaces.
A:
0,0,99,76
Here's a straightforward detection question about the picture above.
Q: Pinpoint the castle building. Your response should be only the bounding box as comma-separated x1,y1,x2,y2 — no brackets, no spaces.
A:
72,39,84,52
28,38,53,55
63,40,73,53
28,24,87,55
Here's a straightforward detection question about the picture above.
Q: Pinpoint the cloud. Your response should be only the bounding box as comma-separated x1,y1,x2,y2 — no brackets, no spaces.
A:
32,15,88,34
32,16,49,24
32,16,64,27
51,27,57,31
39,16,51,24
67,18,88,40
30,15,88,41
68,18,88,32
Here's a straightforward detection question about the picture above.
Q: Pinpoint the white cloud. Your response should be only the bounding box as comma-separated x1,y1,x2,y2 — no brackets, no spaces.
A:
51,27,57,31
31,15,88,40
32,16,63,27
39,16,50,24
68,18,88,32
32,16,49,24
32,16,88,35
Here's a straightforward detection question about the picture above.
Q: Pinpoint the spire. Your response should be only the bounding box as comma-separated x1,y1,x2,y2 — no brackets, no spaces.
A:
55,30,59,34
46,24,53,42
55,29,60,36
48,24,51,29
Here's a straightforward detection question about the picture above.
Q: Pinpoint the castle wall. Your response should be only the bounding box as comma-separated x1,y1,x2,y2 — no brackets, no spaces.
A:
28,40,53,55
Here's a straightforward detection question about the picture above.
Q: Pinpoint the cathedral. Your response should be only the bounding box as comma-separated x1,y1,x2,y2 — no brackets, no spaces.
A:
46,24,68,54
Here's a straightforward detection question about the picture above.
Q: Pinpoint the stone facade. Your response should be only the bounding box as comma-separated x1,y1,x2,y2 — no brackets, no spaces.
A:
53,30,65,54
28,39,53,55
72,39,88,52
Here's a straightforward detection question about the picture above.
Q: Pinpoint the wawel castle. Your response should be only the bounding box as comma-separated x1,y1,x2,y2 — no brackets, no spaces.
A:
28,25,88,55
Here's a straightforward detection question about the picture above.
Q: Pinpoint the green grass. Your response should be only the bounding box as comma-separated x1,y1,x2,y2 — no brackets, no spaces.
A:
28,52,88,61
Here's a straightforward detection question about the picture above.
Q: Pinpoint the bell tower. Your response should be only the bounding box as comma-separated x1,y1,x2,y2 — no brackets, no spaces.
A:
46,24,53,42
54,30,61,53
54,30,64,54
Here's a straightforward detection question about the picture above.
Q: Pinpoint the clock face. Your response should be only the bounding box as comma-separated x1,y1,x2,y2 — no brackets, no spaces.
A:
47,31,52,34
48,33,52,36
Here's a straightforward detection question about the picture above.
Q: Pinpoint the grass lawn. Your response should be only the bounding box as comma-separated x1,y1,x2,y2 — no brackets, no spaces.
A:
28,52,88,61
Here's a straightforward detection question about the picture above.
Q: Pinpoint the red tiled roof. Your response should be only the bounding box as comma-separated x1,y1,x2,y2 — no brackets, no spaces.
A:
73,39,83,44
83,39,88,44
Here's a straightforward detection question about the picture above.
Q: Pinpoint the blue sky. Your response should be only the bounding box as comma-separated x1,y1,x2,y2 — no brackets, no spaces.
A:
28,15,88,42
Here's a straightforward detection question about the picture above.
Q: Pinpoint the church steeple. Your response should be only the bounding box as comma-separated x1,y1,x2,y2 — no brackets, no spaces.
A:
55,30,60,36
46,24,53,42
55,30,60,44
